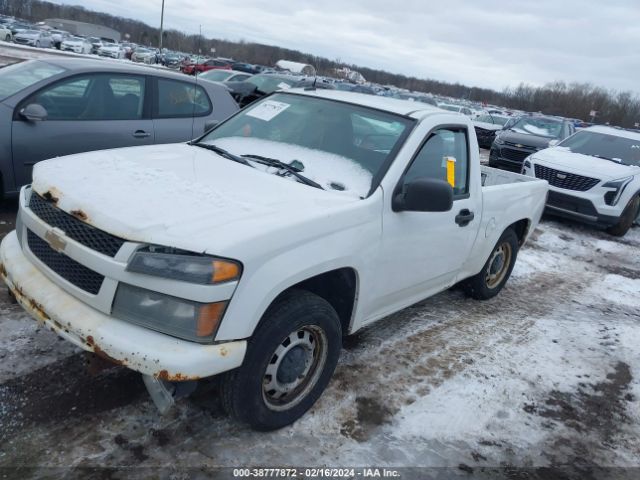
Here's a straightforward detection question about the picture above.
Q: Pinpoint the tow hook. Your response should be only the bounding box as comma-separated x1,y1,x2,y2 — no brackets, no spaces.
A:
142,374,197,414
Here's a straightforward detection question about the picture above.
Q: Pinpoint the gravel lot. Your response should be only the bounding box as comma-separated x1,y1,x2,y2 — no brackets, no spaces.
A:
1,191,639,478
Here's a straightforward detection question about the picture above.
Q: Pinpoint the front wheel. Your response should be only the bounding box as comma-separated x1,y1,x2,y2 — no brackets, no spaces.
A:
220,289,342,430
4,35,10,42
606,196,640,237
35,40,40,48
463,228,519,300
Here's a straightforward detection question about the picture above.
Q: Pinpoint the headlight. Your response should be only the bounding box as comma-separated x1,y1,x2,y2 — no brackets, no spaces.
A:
603,176,633,206
493,136,505,145
127,246,241,284
112,283,226,342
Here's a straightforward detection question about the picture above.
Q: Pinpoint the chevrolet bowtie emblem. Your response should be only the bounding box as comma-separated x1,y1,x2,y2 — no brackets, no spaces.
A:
515,144,524,148
44,229,67,253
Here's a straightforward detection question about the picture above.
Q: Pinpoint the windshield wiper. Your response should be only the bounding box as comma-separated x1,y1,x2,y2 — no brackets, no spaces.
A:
241,154,324,190
189,142,254,167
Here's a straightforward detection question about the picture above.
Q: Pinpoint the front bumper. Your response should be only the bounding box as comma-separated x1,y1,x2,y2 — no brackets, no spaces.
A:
0,230,247,380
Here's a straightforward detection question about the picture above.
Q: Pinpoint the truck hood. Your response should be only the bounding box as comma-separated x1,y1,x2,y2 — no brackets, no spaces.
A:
531,147,640,180
31,143,366,255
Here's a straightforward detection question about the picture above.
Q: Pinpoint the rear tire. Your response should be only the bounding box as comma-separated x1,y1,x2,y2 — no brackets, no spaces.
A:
220,289,342,430
4,35,10,42
606,196,639,237
462,228,519,300
35,40,40,48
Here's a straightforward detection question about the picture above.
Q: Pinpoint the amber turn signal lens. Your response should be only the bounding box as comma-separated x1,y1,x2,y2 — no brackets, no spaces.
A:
212,260,241,283
197,301,227,337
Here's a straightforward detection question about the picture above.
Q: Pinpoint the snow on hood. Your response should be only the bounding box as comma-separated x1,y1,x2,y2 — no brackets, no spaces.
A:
473,120,502,131
532,147,640,180
31,143,358,253
212,137,373,197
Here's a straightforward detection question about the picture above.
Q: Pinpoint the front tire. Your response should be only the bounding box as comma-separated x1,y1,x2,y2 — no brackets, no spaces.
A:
606,196,639,237
35,41,40,48
220,289,342,430
463,228,519,300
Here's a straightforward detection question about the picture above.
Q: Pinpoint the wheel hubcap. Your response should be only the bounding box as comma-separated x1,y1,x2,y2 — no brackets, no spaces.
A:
262,326,328,411
485,242,512,289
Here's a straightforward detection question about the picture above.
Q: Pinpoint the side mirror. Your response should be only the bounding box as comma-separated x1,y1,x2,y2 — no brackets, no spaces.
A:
20,103,48,122
392,178,453,213
204,120,219,133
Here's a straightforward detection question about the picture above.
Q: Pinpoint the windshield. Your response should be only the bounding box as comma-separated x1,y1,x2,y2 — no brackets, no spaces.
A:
559,130,640,166
199,70,233,81
247,75,296,93
511,117,562,138
199,93,414,197
0,61,65,101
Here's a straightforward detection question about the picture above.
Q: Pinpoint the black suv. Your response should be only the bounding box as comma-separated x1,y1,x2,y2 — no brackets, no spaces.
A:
489,115,575,171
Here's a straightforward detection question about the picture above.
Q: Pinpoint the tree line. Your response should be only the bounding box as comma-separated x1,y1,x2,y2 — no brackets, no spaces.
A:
2,0,639,127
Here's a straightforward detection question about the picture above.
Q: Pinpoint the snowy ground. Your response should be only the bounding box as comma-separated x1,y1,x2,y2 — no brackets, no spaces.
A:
0,196,639,478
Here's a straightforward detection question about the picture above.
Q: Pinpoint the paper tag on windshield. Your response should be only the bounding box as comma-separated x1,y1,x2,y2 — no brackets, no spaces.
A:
277,82,292,90
246,100,291,121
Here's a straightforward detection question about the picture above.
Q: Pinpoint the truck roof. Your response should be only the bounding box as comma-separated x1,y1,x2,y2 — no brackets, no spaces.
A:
285,88,444,119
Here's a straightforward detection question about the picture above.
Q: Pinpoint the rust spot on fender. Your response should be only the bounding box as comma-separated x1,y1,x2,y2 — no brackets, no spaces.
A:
155,370,199,382
85,335,126,366
220,346,228,357
70,209,88,222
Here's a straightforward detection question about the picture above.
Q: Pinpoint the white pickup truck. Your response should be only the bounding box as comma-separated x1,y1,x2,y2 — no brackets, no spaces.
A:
0,90,548,430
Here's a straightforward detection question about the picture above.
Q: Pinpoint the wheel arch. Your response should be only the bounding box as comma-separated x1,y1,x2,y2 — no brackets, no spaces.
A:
507,218,532,246
257,267,359,337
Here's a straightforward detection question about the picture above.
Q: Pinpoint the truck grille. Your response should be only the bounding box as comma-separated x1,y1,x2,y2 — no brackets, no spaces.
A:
534,164,599,191
27,230,104,295
29,193,125,257
501,148,531,163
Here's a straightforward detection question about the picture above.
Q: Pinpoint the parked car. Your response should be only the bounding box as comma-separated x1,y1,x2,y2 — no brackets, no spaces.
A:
8,22,33,36
13,29,53,48
473,113,511,149
0,24,12,42
131,47,156,64
98,43,125,59
181,58,232,75
438,103,474,118
231,62,261,74
225,73,302,107
198,69,252,83
0,90,547,430
490,115,575,171
61,36,92,54
0,58,239,197
162,52,184,68
522,125,640,236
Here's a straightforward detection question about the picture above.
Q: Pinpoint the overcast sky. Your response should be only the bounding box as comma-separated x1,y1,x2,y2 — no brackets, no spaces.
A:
55,0,640,94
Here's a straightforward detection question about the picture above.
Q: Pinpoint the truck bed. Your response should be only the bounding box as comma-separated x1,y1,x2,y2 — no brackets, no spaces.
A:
481,165,541,187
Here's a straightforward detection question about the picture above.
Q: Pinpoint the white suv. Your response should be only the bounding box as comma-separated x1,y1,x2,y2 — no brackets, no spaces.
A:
522,125,640,236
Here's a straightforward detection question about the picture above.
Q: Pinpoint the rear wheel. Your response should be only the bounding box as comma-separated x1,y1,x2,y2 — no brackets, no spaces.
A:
463,228,519,300
4,35,10,42
220,289,342,430
35,40,40,48
606,196,640,237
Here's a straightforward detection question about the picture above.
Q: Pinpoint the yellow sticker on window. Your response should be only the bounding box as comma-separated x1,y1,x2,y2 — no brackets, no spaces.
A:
445,156,456,187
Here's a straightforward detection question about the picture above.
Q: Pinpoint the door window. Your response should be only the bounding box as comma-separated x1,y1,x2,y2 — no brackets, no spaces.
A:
404,128,469,197
156,78,211,118
29,74,145,120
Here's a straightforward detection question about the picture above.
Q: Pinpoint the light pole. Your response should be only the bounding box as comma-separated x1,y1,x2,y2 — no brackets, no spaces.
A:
159,0,165,52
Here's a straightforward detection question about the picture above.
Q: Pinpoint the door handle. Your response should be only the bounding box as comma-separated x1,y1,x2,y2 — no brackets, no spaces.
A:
132,130,151,138
455,209,475,227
